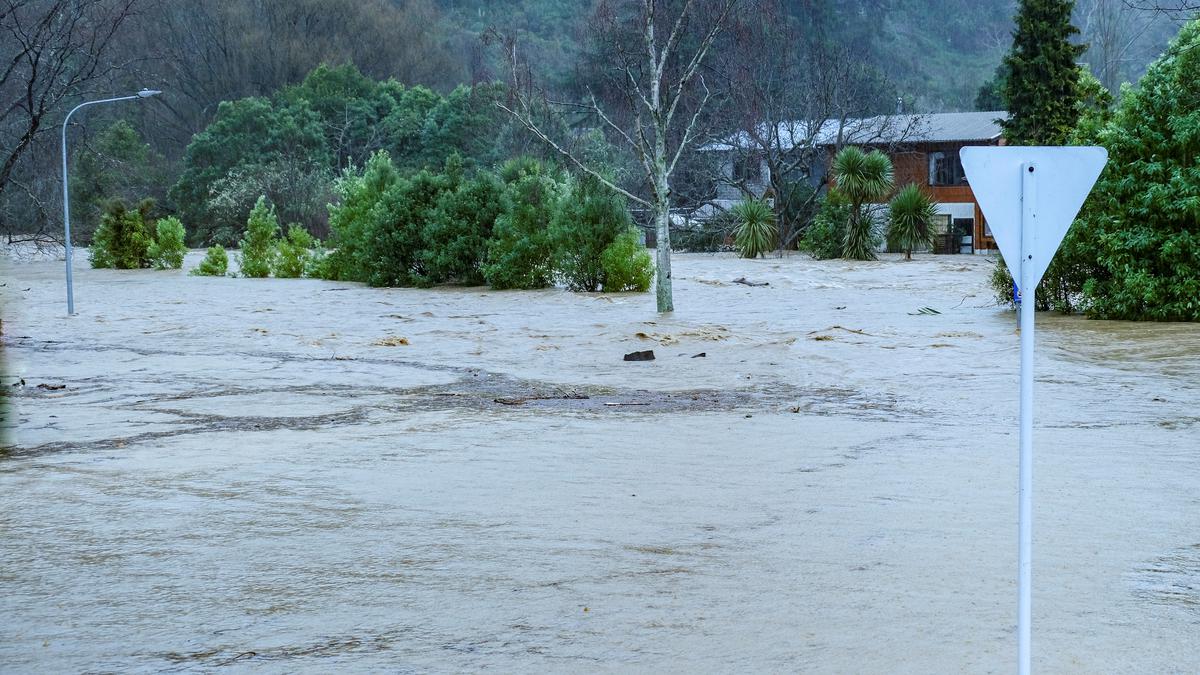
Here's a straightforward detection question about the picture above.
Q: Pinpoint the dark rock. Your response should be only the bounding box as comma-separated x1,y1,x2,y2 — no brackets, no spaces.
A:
623,350,656,361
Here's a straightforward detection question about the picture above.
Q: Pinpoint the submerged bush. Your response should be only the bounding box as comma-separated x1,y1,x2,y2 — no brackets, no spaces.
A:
551,176,633,291
273,224,316,278
801,191,851,260
483,158,563,290
147,216,187,270
90,199,154,269
731,198,776,259
238,196,279,278
190,245,229,276
422,169,505,285
600,228,654,292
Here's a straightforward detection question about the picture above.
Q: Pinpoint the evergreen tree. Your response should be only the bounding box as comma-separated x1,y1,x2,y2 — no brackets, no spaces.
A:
999,0,1087,144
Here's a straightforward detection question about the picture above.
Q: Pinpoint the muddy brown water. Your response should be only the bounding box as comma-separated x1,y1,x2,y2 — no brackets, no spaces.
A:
1,251,1198,672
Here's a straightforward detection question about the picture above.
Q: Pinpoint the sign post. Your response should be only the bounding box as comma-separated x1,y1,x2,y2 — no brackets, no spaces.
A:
960,146,1107,675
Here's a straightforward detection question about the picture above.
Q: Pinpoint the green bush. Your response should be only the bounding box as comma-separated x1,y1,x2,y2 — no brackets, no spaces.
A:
72,120,166,241
422,169,505,285
550,176,632,291
325,150,402,281
146,216,187,269
90,199,154,269
273,224,316,278
238,196,279,278
887,184,937,260
800,191,851,260
731,198,777,259
483,158,563,290
600,228,654,292
190,245,229,277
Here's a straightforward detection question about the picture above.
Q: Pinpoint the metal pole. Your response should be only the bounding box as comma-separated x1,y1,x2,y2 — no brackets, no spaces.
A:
1017,161,1037,675
60,94,148,316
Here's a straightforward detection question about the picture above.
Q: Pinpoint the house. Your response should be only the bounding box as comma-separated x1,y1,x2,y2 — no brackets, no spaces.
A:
705,111,1006,254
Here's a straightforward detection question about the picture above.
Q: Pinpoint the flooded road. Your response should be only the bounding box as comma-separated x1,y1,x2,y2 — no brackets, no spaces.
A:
2,251,1198,672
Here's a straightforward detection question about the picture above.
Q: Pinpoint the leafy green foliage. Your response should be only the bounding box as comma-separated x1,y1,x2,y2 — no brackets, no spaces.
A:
731,199,777,259
273,224,316,279
550,176,633,291
190,245,229,277
422,170,506,285
483,159,564,290
600,229,654,293
887,185,938,259
72,120,166,241
171,97,328,245
324,151,403,281
800,190,852,260
833,147,893,260
1000,0,1085,145
238,197,279,278
1068,18,1200,320
147,216,187,270
90,199,154,269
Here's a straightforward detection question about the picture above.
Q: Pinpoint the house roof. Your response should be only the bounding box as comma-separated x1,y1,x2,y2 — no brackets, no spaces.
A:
704,111,1006,151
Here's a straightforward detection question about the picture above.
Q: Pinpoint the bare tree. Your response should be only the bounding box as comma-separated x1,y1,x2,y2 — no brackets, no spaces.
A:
0,0,140,236
494,0,739,313
712,4,916,251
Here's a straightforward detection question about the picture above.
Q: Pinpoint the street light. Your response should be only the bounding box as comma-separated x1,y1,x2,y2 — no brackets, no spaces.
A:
61,89,162,315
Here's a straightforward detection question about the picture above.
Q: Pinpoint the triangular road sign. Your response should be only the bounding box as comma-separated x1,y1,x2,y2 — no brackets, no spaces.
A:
960,146,1107,288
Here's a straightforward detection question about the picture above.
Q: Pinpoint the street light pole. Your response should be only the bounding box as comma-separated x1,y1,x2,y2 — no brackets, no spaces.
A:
61,89,162,315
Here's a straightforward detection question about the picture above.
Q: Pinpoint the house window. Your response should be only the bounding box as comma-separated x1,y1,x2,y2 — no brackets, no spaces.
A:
929,151,966,186
733,156,762,184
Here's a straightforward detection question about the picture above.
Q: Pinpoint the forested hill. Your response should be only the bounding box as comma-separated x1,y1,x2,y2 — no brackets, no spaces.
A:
431,0,1178,112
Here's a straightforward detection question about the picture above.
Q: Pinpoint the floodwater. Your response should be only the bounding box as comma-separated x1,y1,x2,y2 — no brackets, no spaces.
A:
1,250,1197,672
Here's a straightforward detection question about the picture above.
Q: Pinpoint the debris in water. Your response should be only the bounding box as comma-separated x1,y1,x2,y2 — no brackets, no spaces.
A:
691,352,707,358
372,336,410,346
35,383,66,391
909,306,942,315
624,350,655,361
733,277,769,287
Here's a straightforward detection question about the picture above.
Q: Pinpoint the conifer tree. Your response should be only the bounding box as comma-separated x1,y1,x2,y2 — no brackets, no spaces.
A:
999,0,1086,144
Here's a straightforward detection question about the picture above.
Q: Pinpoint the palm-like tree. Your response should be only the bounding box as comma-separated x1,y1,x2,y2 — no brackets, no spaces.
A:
731,198,777,259
888,184,938,260
832,146,894,260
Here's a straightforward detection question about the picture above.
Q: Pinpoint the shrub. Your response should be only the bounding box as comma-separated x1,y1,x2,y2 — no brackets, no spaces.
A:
422,170,505,285
483,158,563,290
147,216,187,269
887,184,938,260
90,199,154,269
190,245,229,277
325,150,402,282
833,146,893,260
363,166,454,287
800,191,851,260
273,224,316,278
600,228,654,292
238,196,279,278
550,176,632,291
731,198,777,259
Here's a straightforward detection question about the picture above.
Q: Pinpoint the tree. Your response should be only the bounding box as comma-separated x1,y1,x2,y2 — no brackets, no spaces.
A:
0,0,140,238
887,184,937,260
832,146,893,260
730,199,776,259
494,0,740,312
1067,17,1200,320
238,196,279,278
1000,0,1088,144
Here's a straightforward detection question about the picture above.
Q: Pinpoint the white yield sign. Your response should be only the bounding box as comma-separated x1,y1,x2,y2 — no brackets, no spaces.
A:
960,146,1107,675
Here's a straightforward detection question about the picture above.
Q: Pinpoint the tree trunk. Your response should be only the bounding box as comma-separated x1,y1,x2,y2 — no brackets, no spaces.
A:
654,195,673,312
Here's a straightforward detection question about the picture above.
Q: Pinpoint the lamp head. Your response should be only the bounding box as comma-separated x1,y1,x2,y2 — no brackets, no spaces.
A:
137,89,162,98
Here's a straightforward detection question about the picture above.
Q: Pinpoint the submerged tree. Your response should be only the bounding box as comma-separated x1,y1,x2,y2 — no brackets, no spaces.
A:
832,146,893,260
1000,0,1087,144
493,0,740,312
887,184,937,260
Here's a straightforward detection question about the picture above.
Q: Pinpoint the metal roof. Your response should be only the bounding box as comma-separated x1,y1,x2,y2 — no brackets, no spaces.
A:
704,111,1006,151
